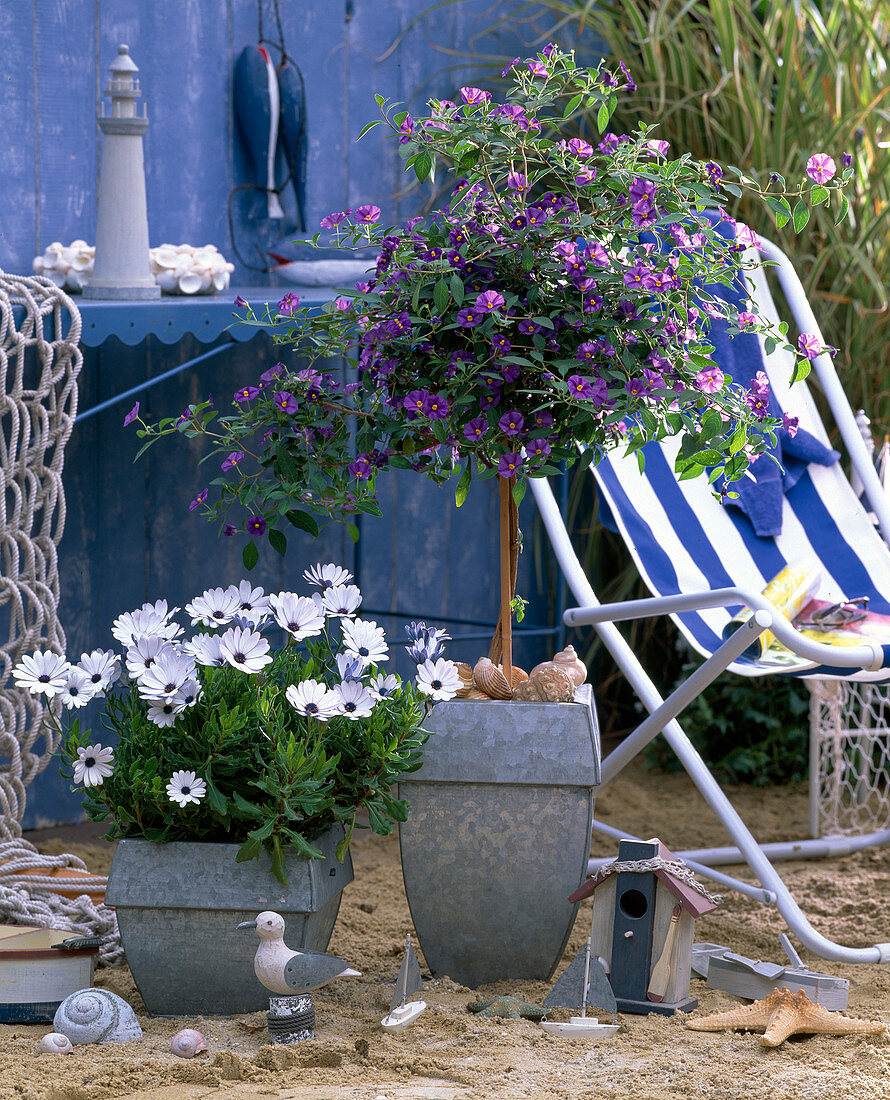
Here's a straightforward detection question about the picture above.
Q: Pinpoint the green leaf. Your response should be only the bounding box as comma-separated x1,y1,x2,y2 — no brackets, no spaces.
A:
455,463,471,508
791,359,812,384
450,274,464,306
596,101,610,133
433,277,450,315
521,246,534,272
690,448,723,465
563,93,583,118
512,478,527,507
413,150,432,183
268,528,287,557
357,119,384,139
792,199,810,233
810,184,829,205
346,523,360,543
242,540,259,570
285,509,320,537
374,93,385,109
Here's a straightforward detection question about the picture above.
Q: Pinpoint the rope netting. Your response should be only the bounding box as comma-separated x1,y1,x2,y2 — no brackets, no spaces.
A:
0,270,121,964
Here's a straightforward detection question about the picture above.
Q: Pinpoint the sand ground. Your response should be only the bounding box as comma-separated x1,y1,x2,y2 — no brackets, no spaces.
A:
3,762,890,1100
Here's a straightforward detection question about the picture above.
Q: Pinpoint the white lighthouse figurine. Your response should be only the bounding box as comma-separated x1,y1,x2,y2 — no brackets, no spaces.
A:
83,45,159,300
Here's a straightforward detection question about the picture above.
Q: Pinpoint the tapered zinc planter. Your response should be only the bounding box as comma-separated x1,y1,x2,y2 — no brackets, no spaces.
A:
105,824,352,1016
398,685,600,988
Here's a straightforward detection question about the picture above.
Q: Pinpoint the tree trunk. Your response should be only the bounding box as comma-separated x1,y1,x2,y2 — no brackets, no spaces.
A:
487,476,520,685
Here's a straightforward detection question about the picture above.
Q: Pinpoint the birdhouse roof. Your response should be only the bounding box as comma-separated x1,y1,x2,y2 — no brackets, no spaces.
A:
568,838,718,917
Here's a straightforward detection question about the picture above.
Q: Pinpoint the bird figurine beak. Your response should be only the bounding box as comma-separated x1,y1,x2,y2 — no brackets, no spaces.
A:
236,920,258,931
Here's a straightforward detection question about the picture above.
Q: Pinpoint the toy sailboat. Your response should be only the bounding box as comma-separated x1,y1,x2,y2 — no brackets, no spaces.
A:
540,938,620,1038
381,934,426,1032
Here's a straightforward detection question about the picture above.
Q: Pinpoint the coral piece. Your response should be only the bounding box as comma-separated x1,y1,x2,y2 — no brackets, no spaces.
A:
473,657,512,700
686,987,885,1048
39,1033,73,1054
531,645,587,687
453,662,474,698
171,1028,208,1057
53,988,143,1044
467,995,546,1020
511,665,575,703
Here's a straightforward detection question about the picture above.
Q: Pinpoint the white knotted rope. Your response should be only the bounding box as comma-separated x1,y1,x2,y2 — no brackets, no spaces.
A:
596,854,723,905
0,271,122,964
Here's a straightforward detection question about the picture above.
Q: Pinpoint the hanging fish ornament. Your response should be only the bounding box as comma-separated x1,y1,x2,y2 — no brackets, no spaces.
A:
277,59,307,232
233,45,285,220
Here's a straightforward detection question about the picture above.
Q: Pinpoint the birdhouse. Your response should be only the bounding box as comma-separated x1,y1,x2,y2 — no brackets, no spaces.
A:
569,838,719,1015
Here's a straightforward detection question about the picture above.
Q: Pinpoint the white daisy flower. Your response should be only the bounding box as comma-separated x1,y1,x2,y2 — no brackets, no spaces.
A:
73,744,114,787
341,618,389,667
225,580,271,626
137,649,198,700
182,632,225,667
146,697,179,727
368,672,400,700
269,592,325,641
184,586,242,628
126,637,175,682
166,770,207,807
336,652,365,682
111,607,181,646
12,651,71,698
173,678,202,708
302,562,354,589
141,599,179,619
416,658,462,701
285,679,341,719
59,668,97,709
218,626,273,673
333,680,376,720
77,649,121,691
320,584,363,617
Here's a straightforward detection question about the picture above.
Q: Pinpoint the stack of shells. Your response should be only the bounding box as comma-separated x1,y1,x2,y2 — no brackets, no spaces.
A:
32,242,234,295
454,645,587,703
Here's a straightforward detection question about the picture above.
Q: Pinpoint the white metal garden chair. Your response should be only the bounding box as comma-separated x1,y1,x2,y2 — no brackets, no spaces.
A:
531,238,890,964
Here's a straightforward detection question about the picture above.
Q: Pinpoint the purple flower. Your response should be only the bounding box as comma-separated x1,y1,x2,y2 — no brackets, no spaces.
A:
463,416,487,441
567,138,594,158
223,523,237,537
695,367,724,394
501,57,520,77
491,334,511,357
842,152,853,168
737,312,757,328
189,488,208,512
574,167,597,187
567,375,595,400
460,86,490,105
260,362,285,384
506,171,528,192
644,139,670,156
705,162,723,187
806,153,836,184
221,451,244,471
233,295,249,308
234,386,260,403
403,390,429,417
798,333,823,359
277,292,301,316
499,410,524,436
274,390,299,414
526,59,548,77
320,210,351,228
246,515,266,537
782,413,800,437
525,438,551,462
625,377,648,398
348,455,373,480
498,452,523,477
457,308,481,327
355,204,381,225
575,341,597,361
474,290,505,315
533,410,553,431
422,393,450,420
123,402,140,426
398,115,414,143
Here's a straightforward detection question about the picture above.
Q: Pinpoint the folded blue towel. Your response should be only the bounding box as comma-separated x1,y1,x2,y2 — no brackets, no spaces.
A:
701,216,839,537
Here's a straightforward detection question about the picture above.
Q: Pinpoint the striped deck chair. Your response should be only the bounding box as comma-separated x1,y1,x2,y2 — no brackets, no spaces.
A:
531,239,890,964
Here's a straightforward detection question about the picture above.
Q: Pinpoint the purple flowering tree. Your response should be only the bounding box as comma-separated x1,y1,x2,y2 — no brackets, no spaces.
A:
135,46,850,681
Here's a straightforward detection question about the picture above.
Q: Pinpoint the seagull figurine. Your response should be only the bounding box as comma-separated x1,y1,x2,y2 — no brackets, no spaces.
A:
237,910,361,995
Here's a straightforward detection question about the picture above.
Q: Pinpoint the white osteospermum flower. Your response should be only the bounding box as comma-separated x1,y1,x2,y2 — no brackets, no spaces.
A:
182,632,224,667
184,586,241,628
218,626,273,673
226,580,271,626
111,607,181,646
166,770,207,807
126,637,174,682
77,649,121,691
336,653,365,682
12,651,71,698
341,618,389,667
146,697,180,727
73,744,114,787
269,592,325,641
285,679,341,719
59,668,96,709
173,678,202,708
369,672,400,699
138,649,198,700
416,658,462,701
303,562,354,589
320,584,363,618
334,680,376,720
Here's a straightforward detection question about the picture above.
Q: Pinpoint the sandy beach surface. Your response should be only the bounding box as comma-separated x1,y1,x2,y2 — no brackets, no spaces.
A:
3,761,890,1100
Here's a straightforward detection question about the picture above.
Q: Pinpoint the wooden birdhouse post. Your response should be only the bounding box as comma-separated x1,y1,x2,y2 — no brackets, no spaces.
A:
569,838,718,1016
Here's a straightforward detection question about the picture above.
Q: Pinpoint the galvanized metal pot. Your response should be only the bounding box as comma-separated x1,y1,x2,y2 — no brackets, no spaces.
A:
105,824,352,1016
398,685,601,988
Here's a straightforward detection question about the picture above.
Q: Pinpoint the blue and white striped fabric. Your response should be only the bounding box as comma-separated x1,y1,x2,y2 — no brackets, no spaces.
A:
592,260,890,682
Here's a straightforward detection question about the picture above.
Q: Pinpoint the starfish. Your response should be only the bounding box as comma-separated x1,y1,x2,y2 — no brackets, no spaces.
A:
686,986,885,1048
467,995,546,1021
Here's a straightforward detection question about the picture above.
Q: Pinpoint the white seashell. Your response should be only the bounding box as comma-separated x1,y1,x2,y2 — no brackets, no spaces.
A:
32,256,46,273
53,987,142,1045
176,243,193,253
44,269,66,287
212,271,230,291
39,1032,73,1054
177,272,203,295
198,272,212,291
70,238,89,250
151,246,180,270
531,645,587,687
155,270,179,292
65,271,87,292
69,251,93,273
170,1028,207,1058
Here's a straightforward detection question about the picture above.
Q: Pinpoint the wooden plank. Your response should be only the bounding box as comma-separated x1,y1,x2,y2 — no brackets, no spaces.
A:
0,2,37,272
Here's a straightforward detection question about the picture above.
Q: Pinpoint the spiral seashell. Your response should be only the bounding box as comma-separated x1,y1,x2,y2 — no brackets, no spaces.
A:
39,1032,73,1054
511,665,575,703
53,988,143,1045
531,645,587,687
473,657,512,700
453,662,474,698
171,1028,207,1058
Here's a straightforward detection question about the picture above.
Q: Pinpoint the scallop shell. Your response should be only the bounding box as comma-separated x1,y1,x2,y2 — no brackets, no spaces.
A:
39,1033,73,1054
473,657,512,700
463,687,490,700
53,988,143,1044
453,661,475,698
511,665,575,702
531,645,587,687
171,1028,207,1058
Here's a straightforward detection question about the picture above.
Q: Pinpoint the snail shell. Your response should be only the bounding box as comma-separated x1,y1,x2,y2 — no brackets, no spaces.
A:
530,645,587,687
453,661,475,698
53,988,143,1044
171,1028,208,1058
511,665,575,703
472,657,512,700
39,1032,73,1054
463,687,490,700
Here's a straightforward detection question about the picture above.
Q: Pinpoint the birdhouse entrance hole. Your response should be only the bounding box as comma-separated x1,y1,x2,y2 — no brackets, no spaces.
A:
618,888,648,919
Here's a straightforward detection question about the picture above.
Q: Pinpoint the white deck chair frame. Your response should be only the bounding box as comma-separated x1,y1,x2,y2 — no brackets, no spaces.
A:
531,238,890,964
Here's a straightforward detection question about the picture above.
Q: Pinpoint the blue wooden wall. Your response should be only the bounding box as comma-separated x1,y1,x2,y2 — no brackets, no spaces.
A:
1,1,564,828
